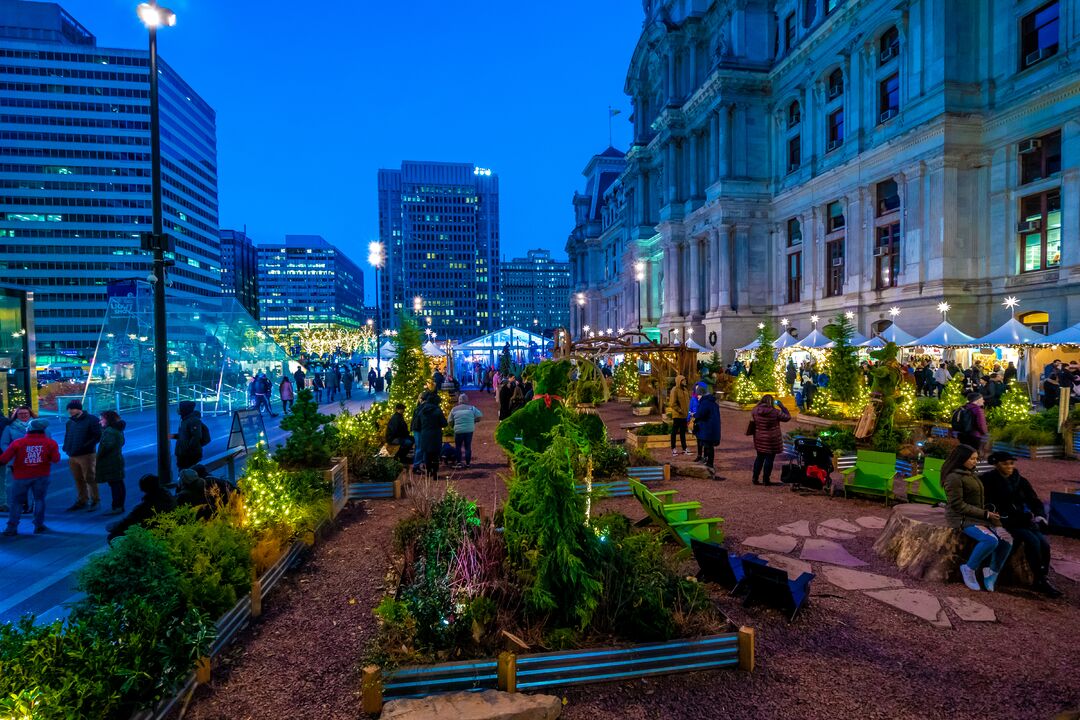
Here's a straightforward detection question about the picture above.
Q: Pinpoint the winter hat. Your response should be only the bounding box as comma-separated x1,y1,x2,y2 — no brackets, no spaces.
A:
965,392,982,402
178,400,196,416
179,468,204,490
66,399,82,410
28,418,48,432
987,450,1018,464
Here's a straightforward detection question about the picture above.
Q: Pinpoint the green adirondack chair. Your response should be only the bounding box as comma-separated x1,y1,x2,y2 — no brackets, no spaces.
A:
628,479,724,547
840,449,897,504
904,457,947,504
668,516,725,547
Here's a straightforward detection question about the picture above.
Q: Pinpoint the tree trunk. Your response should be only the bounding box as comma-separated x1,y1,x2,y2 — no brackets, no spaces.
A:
873,503,1034,585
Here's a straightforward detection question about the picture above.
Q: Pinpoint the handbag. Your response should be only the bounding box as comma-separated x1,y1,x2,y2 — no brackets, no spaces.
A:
745,420,756,436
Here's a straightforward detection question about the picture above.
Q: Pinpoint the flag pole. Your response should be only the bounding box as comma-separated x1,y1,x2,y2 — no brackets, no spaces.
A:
607,105,613,147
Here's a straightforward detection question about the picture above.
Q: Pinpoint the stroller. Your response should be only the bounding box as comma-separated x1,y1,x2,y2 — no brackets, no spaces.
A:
780,437,834,491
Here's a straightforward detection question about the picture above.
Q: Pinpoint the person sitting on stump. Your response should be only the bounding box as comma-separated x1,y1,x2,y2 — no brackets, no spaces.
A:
980,451,1062,598
106,474,176,544
942,444,1012,592
385,402,414,462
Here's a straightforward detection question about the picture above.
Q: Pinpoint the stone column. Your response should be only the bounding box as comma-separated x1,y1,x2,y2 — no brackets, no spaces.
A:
717,105,731,179
688,236,702,316
666,142,678,202
718,223,732,310
708,111,719,183
707,227,720,312
689,132,700,199
663,246,676,319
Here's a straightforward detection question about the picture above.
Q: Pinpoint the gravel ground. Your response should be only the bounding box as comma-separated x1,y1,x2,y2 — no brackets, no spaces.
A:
185,394,1080,720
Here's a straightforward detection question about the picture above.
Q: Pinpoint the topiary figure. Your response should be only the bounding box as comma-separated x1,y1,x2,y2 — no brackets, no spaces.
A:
495,360,573,453
857,341,904,450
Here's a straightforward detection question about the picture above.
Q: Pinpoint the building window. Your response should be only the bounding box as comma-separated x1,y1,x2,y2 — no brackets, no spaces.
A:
876,178,900,216
827,109,844,151
787,251,802,304
826,68,844,100
803,0,817,27
827,200,845,232
1019,311,1049,335
1020,1,1059,69
826,239,845,298
879,26,900,65
874,223,900,289
785,13,797,51
787,100,801,128
879,73,899,123
1018,189,1062,272
787,135,801,173
1019,130,1062,185
787,217,802,247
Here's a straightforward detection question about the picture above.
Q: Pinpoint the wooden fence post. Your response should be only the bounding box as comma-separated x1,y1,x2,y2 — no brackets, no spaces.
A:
737,626,755,672
250,575,262,618
497,651,517,693
361,665,383,715
663,463,671,482
195,656,211,684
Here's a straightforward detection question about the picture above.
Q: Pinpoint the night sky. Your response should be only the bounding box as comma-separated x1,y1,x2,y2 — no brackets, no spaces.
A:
53,0,642,303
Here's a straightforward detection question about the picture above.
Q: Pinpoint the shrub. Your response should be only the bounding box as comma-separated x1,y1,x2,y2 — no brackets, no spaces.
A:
147,506,255,619
591,441,629,479
816,425,856,453
921,436,958,459
239,445,329,533
352,455,404,484
77,526,181,612
634,422,671,436
276,388,336,469
913,397,942,422
332,404,387,472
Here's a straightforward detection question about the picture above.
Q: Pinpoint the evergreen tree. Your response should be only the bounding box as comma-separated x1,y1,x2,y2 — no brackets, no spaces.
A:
748,322,777,391
388,313,431,410
498,345,513,378
937,374,966,422
276,388,335,468
827,313,861,403
997,380,1031,424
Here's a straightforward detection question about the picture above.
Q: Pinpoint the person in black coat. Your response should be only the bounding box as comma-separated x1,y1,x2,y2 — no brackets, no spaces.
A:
417,393,447,478
106,474,176,543
693,392,724,480
174,401,210,472
1003,362,1017,385
293,366,306,391
342,367,354,399
980,452,1061,597
385,403,414,462
498,381,514,420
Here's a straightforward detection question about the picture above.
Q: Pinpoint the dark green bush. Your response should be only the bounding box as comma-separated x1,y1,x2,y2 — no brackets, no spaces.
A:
913,397,943,422
635,422,671,436
591,442,629,479
921,436,958,459
276,388,337,469
77,526,181,612
353,455,404,484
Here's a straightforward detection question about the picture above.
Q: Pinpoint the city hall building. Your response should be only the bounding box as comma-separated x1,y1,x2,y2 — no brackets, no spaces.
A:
568,0,1080,354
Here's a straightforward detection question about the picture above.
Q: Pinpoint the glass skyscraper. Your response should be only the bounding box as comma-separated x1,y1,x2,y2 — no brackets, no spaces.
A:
257,235,365,332
0,0,220,363
499,249,570,334
377,161,500,340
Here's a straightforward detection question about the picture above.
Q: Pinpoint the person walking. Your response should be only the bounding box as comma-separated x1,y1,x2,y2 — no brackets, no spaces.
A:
433,368,445,393
750,395,791,486
668,374,691,456
448,393,483,469
368,368,377,395
942,444,1013,592
409,394,425,474
96,410,126,516
279,375,295,415
343,367,354,400
293,365,306,391
62,399,101,511
693,389,724,480
689,386,703,461
174,400,210,472
0,418,60,535
498,380,513,420
0,406,33,513
955,392,989,455
328,365,340,403
418,392,448,478
312,372,325,403
385,368,393,392
932,363,951,397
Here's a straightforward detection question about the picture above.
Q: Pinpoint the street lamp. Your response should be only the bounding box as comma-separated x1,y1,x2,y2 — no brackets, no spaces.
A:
138,0,176,487
575,292,586,339
634,259,647,334
368,240,384,372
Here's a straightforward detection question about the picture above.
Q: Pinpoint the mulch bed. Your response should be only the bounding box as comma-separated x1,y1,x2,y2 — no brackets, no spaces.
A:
186,394,1080,720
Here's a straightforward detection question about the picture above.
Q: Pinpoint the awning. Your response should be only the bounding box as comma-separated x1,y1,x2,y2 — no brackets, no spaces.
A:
684,338,709,352
907,320,977,347
422,340,446,357
971,317,1047,347
1040,321,1080,346
863,322,917,346
793,328,833,349
773,332,799,350
735,338,760,353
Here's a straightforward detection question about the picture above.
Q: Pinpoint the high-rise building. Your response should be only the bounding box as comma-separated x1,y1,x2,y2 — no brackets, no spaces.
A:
0,0,220,363
257,235,365,332
377,161,500,340
220,229,259,320
500,249,571,334
571,0,1080,355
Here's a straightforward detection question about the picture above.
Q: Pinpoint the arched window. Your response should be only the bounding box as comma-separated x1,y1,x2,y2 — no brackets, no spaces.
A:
1019,311,1050,335
872,319,893,335
787,100,801,128
879,26,900,65
826,68,844,100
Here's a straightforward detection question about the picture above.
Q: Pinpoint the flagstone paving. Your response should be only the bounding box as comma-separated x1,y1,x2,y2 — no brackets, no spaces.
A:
944,596,997,622
742,533,799,554
776,519,812,537
855,516,887,530
865,588,952,628
758,553,813,580
815,526,857,540
818,518,863,534
821,567,904,591
800,538,867,567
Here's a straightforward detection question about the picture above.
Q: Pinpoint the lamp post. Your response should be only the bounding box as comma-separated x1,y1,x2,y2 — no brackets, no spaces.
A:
575,292,586,339
138,1,176,486
368,241,385,373
634,260,646,333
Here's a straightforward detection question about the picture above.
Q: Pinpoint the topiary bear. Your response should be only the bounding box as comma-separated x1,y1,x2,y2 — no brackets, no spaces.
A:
496,360,603,454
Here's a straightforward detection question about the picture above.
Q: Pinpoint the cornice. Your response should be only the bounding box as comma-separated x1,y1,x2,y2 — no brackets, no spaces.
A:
984,78,1080,132
769,0,874,80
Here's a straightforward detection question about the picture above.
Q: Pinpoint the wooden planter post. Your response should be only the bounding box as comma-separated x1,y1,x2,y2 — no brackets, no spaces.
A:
195,656,211,684
737,626,756,672
497,651,518,693
250,567,262,618
361,665,383,715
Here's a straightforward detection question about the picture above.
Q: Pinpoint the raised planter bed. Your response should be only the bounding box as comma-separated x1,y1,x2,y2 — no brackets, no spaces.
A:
361,629,754,712
626,426,671,450
348,467,412,501
631,405,654,416
989,441,1064,460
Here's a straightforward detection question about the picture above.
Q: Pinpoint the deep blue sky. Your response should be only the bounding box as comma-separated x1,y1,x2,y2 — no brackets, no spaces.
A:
57,0,642,303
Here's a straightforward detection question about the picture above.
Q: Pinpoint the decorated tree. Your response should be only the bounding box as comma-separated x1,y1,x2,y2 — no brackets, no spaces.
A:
748,322,777,391
276,388,335,468
732,373,760,405
937,374,966,422
613,355,639,398
996,380,1031,425
827,313,861,403
389,313,431,410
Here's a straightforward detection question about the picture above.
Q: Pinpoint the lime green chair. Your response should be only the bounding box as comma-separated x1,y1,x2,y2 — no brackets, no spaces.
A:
628,479,724,548
840,449,897,505
904,457,947,504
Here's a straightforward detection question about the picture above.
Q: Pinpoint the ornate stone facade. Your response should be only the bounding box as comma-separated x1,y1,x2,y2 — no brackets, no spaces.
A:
570,0,1080,354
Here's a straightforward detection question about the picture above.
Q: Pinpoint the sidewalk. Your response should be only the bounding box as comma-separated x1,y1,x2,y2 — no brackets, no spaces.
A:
0,392,384,624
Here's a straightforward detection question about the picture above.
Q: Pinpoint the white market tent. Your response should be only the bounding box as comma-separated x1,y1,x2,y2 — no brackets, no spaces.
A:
379,340,396,359
907,320,977,348
422,340,447,357
971,317,1047,347
454,326,552,367
683,338,710,353
861,322,918,347
794,328,834,349
735,337,761,353
1040,321,1080,346
773,332,800,350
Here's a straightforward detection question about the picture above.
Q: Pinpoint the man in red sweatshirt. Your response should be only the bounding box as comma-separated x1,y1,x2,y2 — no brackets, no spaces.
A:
1,418,61,535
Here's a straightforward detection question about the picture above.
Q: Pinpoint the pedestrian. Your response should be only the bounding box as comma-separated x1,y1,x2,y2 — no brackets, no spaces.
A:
384,368,393,391
257,372,277,416
750,394,791,486
312,372,325,403
498,381,513,420
328,365,340,403
955,392,989,455
106,474,176,544
174,400,210,472
293,365,306,391
343,367,354,400
279,375,295,414
433,368,445,392
175,468,215,520
418,392,448,478
942,444,1013,592
1003,361,1017,385
62,399,101,511
410,394,425,474
693,387,723,480
0,406,33,513
932,363,951,397
368,367,377,395
668,374,691,456
448,393,483,469
689,386,702,461
96,410,126,516
0,418,60,536
509,382,525,415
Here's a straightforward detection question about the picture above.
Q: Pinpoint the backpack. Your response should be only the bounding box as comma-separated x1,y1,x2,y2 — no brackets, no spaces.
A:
199,421,211,447
950,406,974,433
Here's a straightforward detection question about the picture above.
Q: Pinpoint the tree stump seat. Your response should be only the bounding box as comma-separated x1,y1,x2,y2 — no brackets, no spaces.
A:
872,503,1033,585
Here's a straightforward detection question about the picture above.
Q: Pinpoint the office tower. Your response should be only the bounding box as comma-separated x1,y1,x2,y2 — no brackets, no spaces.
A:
500,249,571,334
220,228,259,321
257,235,365,332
